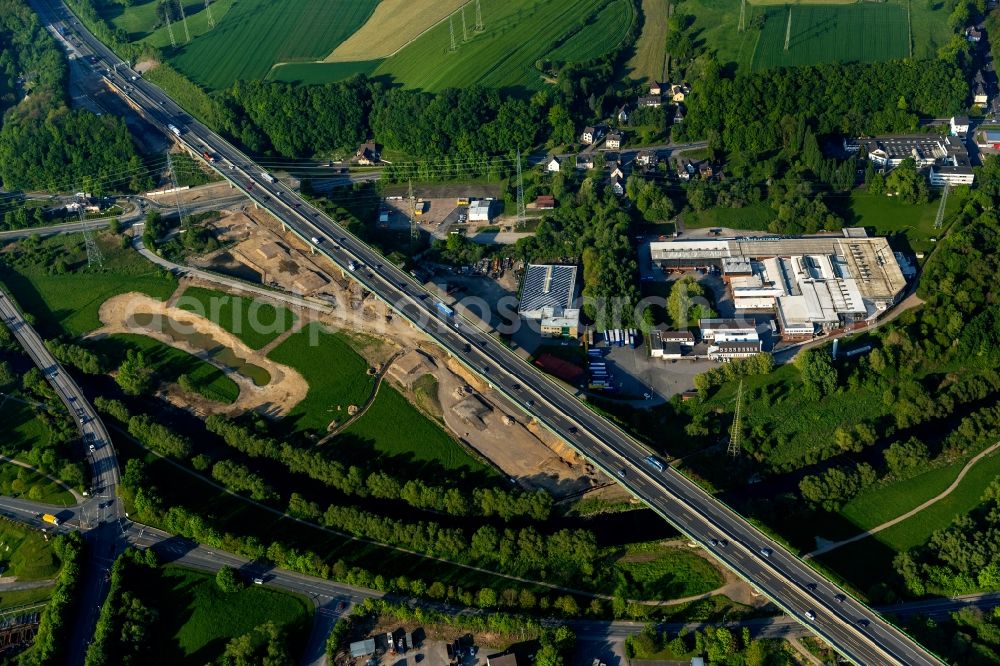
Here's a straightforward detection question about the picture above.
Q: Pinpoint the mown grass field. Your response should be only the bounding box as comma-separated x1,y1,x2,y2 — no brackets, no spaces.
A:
750,4,908,71
0,520,59,581
167,0,378,89
685,202,779,231
0,464,75,506
340,385,487,474
176,287,296,351
608,542,724,599
0,398,52,455
627,0,670,80
375,0,634,91
844,189,963,253
267,323,375,434
0,235,177,338
89,333,240,404
153,566,311,665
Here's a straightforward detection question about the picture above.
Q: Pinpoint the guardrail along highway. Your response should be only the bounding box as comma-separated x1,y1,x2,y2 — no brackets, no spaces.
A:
37,0,946,662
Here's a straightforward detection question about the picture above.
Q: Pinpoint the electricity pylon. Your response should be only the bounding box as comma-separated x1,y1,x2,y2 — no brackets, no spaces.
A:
515,148,525,225
205,0,215,28
784,8,792,51
449,15,457,52
738,0,746,32
934,183,950,229
78,198,103,268
727,380,744,457
177,0,191,42
163,4,177,47
461,6,468,42
408,180,418,242
475,0,484,32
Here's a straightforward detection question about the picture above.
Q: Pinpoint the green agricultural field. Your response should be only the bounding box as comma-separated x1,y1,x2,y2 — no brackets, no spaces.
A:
176,287,296,350
154,566,311,664
0,234,177,338
375,0,634,91
750,4,908,71
268,59,383,85
340,386,488,474
89,333,240,404
549,0,636,63
267,323,375,434
166,0,378,90
0,520,59,581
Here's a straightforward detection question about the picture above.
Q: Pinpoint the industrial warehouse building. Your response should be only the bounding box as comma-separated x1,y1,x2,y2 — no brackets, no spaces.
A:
518,264,580,337
650,232,907,340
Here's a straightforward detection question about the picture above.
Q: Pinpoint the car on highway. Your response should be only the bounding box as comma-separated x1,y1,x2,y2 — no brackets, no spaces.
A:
804,610,816,621
760,547,773,558
835,594,846,603
617,468,627,478
253,577,264,585
644,455,666,472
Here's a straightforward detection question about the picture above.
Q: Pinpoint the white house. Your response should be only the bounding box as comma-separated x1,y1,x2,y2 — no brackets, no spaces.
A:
547,156,562,173
950,115,971,137
581,125,605,145
609,176,625,197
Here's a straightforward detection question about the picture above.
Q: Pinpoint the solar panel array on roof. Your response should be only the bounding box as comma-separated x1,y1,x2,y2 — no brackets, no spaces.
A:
519,264,578,319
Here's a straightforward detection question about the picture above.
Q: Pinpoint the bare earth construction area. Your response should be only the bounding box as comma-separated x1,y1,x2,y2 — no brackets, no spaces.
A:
90,292,308,416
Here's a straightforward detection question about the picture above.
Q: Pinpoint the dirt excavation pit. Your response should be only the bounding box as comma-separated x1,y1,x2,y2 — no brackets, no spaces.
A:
88,292,308,417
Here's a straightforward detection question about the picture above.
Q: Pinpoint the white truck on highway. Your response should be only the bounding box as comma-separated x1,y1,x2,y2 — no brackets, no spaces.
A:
261,171,276,184
167,124,181,137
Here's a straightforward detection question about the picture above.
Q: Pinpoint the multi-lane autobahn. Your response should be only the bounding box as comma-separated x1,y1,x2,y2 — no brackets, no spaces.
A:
31,1,947,663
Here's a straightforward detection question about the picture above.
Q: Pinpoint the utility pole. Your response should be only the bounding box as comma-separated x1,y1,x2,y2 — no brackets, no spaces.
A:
727,380,744,457
461,5,468,42
177,0,191,42
449,15,457,52
515,148,525,226
163,2,177,48
205,0,215,28
475,0,484,32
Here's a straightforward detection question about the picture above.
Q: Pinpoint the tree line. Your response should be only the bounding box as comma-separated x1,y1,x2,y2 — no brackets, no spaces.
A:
119,459,596,617
17,532,84,666
204,414,551,521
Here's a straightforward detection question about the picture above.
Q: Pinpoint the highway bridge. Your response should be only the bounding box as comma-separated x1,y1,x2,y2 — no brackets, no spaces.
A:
27,0,950,662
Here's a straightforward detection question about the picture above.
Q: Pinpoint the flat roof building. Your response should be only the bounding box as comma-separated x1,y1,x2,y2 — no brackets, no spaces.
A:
540,307,580,338
519,264,578,320
469,200,494,222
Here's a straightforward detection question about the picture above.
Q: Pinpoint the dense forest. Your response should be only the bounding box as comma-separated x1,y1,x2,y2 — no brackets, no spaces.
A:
0,0,148,192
